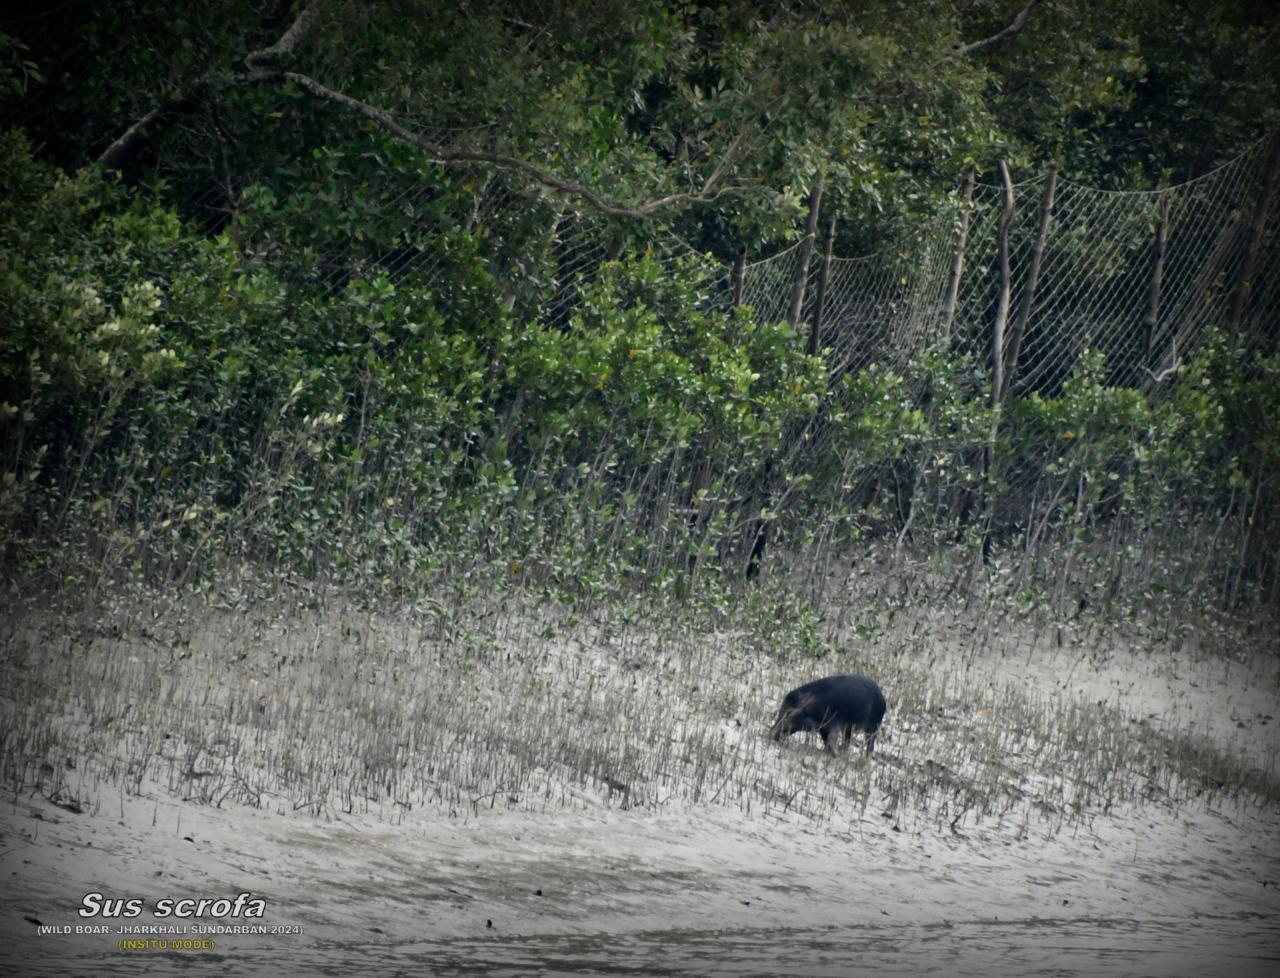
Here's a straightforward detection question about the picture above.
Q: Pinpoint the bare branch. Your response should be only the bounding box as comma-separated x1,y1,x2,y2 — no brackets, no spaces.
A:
1143,337,1181,385
950,0,1042,59
700,125,752,197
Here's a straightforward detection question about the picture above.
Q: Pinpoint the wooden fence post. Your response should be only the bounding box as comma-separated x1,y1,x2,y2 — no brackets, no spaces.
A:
749,170,824,581
977,161,1016,563
942,171,976,342
787,170,824,327
1143,191,1172,369
808,213,837,357
990,161,1015,413
1228,129,1280,331
731,244,747,308
1003,160,1058,400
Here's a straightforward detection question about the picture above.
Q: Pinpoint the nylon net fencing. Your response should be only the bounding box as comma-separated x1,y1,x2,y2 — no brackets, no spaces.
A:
733,138,1276,399
730,137,1279,612
16,100,1273,611
276,134,1277,610
957,144,1275,396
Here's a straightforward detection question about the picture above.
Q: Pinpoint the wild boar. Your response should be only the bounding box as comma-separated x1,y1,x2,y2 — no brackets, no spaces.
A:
771,674,886,755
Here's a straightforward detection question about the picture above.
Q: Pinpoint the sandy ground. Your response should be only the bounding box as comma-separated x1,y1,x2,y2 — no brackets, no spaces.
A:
2,779,1279,976
952,629,1280,772
3,612,1279,977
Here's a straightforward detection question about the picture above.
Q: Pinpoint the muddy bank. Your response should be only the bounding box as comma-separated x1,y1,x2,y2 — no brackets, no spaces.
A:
4,776,1279,976
3,596,1278,976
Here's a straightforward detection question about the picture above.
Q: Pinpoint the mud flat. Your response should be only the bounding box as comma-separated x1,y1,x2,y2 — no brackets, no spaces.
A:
4,782,1279,977
2,599,1278,976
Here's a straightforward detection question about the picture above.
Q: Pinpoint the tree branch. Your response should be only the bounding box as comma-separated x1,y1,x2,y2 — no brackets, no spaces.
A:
99,2,751,219
244,4,322,68
97,84,220,171
259,68,750,220
950,0,1043,59
98,4,321,171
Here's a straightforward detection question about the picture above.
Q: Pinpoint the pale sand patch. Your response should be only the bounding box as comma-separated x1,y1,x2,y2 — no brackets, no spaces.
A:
951,633,1280,769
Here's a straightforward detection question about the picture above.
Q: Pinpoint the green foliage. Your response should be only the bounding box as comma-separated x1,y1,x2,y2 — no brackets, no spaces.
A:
0,128,827,589
833,365,931,462
981,0,1279,185
2,132,187,515
0,31,43,97
1,0,1277,625
1001,336,1279,541
22,0,1268,255
509,253,821,466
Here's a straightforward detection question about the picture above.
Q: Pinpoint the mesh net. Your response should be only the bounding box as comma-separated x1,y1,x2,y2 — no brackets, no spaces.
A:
7,72,1274,603
736,137,1276,400
301,135,1278,602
